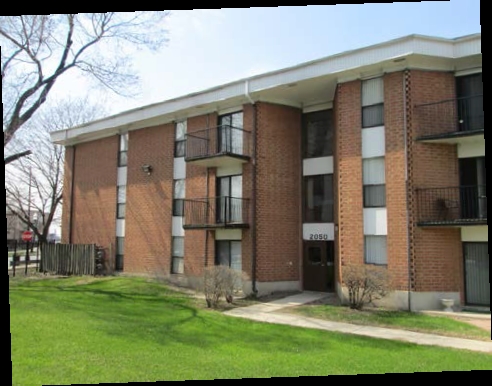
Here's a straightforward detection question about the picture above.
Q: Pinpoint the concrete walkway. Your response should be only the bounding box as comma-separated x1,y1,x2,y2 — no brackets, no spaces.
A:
224,292,492,354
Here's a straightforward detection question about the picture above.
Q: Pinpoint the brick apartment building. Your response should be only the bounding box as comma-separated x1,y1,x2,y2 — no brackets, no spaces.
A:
51,33,486,311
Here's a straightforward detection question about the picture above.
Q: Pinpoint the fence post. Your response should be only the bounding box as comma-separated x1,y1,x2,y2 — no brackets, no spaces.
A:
24,240,30,275
12,240,17,277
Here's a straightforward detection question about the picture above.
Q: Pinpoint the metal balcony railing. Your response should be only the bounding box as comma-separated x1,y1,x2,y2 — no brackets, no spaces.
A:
185,125,251,162
415,95,483,139
416,185,487,225
183,196,250,229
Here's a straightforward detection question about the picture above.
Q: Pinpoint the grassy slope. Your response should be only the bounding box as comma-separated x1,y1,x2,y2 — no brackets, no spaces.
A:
10,277,492,384
286,304,490,341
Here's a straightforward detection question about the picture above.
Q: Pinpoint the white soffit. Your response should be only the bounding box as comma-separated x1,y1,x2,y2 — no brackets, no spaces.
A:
51,34,481,146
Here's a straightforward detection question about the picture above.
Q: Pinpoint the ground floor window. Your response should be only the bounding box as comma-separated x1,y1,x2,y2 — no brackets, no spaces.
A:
364,235,387,265
215,240,242,272
116,237,124,271
171,236,184,274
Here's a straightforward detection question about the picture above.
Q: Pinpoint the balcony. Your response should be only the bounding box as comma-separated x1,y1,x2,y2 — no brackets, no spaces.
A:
183,196,250,229
185,125,251,167
416,185,487,226
415,95,484,143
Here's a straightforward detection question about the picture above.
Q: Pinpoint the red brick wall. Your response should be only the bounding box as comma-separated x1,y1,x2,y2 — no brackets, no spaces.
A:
61,146,74,244
413,228,462,292
408,70,463,295
184,113,217,277
335,80,364,272
124,124,174,275
70,136,118,248
384,71,410,291
241,103,255,281
255,102,302,283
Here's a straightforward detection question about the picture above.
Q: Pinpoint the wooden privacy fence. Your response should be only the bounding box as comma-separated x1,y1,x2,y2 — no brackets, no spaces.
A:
41,244,96,276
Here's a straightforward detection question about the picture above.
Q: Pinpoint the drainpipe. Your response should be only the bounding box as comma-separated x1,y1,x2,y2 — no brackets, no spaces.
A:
204,114,210,267
245,80,258,295
403,71,412,312
68,145,76,244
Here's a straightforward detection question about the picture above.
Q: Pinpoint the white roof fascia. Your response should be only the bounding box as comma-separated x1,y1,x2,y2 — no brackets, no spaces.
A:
51,33,481,145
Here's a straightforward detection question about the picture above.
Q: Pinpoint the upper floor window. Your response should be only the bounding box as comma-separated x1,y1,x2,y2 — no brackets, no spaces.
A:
173,179,186,217
456,73,483,132
118,133,129,166
362,77,384,128
303,110,334,158
363,157,386,208
174,120,187,157
218,111,243,154
304,174,334,223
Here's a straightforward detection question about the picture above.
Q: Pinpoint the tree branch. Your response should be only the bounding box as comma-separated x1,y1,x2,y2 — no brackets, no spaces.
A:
4,150,32,164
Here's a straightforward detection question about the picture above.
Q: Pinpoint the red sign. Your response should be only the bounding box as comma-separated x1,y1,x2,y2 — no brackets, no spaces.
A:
21,231,33,242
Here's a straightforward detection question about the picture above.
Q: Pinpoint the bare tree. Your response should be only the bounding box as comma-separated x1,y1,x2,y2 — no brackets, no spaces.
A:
2,13,169,162
5,97,106,244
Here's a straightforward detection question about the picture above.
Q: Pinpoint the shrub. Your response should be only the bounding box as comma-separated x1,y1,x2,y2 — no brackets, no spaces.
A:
202,265,244,309
343,264,390,310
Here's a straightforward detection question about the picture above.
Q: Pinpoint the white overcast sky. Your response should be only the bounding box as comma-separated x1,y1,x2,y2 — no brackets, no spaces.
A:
49,2,481,118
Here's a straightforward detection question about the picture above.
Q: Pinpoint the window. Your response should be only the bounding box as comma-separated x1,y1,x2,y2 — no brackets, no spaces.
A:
364,236,387,265
363,157,386,207
117,186,126,218
362,78,384,128
173,179,186,216
304,174,334,222
216,240,242,271
456,73,483,132
171,236,184,274
116,237,124,271
217,175,242,223
218,112,243,154
174,121,187,157
118,133,129,166
303,110,334,158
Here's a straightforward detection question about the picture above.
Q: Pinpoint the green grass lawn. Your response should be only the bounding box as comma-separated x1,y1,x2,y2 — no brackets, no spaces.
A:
10,277,492,384
285,303,490,341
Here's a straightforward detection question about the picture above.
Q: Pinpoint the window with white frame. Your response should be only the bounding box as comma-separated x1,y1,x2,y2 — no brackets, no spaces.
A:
362,78,384,128
116,237,125,271
174,121,187,157
363,157,386,208
117,185,126,218
173,179,185,216
118,133,129,166
171,236,184,274
364,235,387,265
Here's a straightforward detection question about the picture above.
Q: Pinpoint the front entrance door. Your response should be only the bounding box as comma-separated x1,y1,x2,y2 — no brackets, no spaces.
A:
303,241,334,292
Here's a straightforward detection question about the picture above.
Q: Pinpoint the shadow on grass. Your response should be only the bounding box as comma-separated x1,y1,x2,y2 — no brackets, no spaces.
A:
10,277,484,357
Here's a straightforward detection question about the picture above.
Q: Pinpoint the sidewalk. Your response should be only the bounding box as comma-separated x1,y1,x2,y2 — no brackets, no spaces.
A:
224,292,492,354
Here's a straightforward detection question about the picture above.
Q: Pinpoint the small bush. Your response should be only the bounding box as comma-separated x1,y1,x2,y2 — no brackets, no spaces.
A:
202,266,245,308
343,264,390,310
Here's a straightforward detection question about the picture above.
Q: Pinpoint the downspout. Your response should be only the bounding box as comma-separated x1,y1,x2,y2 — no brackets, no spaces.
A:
204,114,210,267
245,80,258,295
403,71,412,312
68,145,76,244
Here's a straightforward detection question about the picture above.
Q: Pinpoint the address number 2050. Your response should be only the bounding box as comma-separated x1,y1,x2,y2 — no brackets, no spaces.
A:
309,234,329,240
